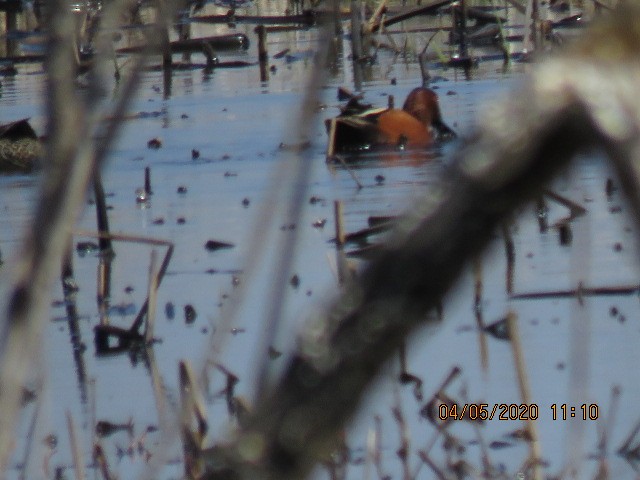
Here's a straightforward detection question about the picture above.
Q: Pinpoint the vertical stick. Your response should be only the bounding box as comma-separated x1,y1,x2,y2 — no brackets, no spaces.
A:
61,237,75,294
473,257,488,370
155,0,172,97
350,0,363,91
180,361,208,478
332,0,343,36
532,0,539,50
93,444,113,480
256,25,269,82
334,200,346,247
156,0,172,69
350,0,363,60
458,0,468,58
473,256,482,310
178,6,191,62
535,196,548,233
501,222,515,295
67,411,85,480
144,166,152,196
326,118,337,160
334,200,347,285
6,8,18,57
145,249,159,343
97,255,112,325
506,311,542,479
93,171,112,253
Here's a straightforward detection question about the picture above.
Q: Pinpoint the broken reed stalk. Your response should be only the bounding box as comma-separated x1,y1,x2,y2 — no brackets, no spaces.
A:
453,0,469,58
501,222,515,295
350,0,364,61
70,230,175,335
155,0,172,71
364,425,376,479
145,166,152,196
418,450,448,480
19,390,41,480
332,154,364,189
198,7,640,478
97,254,112,325
543,188,587,217
93,444,113,480
364,0,387,34
179,360,209,479
334,200,348,285
326,118,337,159
93,170,113,253
618,415,640,457
144,249,159,343
61,237,77,295
391,393,411,480
472,257,489,371
67,411,86,480
473,256,482,310
597,385,620,465
334,200,346,247
256,25,269,83
350,0,364,90
506,311,541,479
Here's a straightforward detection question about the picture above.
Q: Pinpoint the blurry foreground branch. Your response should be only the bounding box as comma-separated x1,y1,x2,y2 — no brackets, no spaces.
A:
202,6,640,479
0,0,178,471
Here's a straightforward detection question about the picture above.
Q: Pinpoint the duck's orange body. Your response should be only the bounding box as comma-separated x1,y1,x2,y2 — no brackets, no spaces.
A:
376,109,432,147
326,87,455,155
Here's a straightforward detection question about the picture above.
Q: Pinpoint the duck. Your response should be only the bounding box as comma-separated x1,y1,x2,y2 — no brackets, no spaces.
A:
326,86,456,156
0,118,43,173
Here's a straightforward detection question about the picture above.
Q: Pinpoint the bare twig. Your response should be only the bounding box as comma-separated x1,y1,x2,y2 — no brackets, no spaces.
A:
67,411,86,480
506,311,542,479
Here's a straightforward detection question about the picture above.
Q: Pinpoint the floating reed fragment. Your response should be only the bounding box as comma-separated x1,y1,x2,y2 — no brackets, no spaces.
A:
511,284,640,300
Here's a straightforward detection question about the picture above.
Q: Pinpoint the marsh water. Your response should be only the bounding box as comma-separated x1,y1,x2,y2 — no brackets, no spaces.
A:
1,2,640,479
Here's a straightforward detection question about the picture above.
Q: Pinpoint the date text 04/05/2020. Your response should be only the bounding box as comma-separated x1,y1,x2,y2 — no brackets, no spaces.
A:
437,403,599,421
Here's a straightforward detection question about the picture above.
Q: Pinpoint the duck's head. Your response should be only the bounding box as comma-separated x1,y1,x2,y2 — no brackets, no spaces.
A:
402,87,456,141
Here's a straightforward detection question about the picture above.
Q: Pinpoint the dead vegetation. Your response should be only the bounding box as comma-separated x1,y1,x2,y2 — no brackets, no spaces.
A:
0,0,638,479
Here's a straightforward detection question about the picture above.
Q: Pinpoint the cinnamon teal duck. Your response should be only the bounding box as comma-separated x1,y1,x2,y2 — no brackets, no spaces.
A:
326,87,456,155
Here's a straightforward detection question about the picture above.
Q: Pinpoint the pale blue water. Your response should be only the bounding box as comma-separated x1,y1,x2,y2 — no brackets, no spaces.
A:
1,9,639,480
